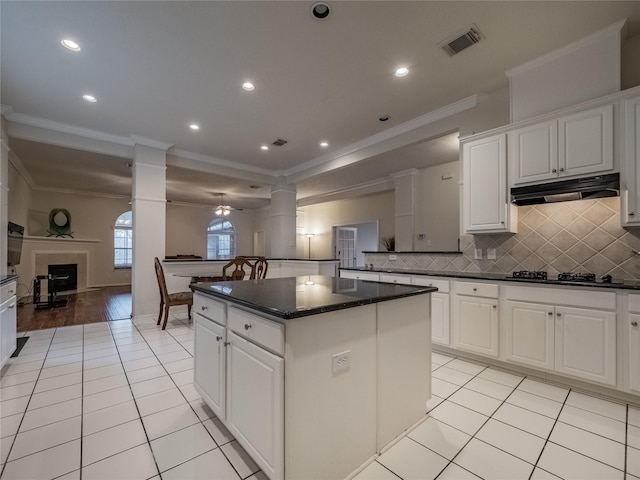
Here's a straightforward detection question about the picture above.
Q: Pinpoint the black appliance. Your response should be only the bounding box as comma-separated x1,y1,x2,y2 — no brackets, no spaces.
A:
510,173,619,206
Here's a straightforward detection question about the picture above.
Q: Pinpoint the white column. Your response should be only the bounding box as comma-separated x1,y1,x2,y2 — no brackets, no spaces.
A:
391,169,418,252
131,141,169,321
269,180,297,258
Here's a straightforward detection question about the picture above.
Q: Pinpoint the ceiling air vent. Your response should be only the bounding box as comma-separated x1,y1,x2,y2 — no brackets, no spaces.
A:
439,24,482,56
272,138,288,147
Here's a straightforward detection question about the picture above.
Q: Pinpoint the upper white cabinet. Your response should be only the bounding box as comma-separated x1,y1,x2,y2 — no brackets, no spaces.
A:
462,133,517,234
622,94,640,226
510,104,614,186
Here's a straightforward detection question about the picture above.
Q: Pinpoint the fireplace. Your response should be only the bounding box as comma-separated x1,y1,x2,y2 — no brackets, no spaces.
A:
48,264,78,292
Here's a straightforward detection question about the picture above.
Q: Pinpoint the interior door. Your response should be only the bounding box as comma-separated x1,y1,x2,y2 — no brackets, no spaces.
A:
336,227,357,268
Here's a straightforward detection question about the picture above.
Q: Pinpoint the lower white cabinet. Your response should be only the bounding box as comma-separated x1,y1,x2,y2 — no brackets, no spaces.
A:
453,282,499,357
0,281,17,368
554,306,616,386
226,331,284,480
411,276,450,346
339,269,380,281
194,313,226,419
505,286,617,387
629,313,640,394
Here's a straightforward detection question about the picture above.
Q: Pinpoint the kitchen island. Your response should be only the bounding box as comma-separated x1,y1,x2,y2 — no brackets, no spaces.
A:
190,275,435,480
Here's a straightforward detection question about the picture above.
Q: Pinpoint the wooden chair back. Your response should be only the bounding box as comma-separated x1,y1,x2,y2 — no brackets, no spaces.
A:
222,257,255,281
154,257,169,302
240,256,268,279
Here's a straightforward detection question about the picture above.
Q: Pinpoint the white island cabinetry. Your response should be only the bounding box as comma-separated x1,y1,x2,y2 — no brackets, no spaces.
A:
192,276,433,480
0,280,17,368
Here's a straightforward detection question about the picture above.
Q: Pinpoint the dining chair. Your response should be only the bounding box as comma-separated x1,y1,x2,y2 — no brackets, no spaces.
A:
154,257,193,330
240,256,268,279
222,257,256,280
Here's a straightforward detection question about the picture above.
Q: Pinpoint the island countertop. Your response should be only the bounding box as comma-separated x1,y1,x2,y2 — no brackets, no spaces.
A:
190,274,436,320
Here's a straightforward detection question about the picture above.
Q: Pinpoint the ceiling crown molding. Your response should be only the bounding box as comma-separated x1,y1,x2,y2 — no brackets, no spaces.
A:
285,93,485,183
169,148,278,180
130,135,174,151
296,177,393,207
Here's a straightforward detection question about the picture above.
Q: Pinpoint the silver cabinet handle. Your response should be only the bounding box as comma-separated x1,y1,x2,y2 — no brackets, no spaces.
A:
201,305,207,311
8,290,14,295
216,335,222,342
556,312,561,317
559,168,565,172
548,312,553,315
552,169,557,173
244,323,252,330
8,304,15,309
632,321,639,327
473,288,477,292
492,305,497,309
630,212,636,216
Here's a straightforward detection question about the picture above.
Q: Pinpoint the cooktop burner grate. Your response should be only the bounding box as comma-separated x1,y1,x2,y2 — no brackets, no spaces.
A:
557,272,596,282
511,270,548,280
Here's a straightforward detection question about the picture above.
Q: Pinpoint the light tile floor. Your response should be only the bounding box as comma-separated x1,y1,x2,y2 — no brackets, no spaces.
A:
0,316,638,480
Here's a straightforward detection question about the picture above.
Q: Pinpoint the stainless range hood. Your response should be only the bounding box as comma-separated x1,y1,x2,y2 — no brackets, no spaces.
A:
510,173,620,206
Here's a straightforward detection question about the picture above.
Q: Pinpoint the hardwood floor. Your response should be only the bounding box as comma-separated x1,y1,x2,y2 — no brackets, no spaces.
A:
17,285,132,332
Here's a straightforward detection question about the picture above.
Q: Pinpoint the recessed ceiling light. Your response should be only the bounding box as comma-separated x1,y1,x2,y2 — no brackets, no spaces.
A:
320,141,329,148
82,94,97,103
260,145,269,151
242,82,255,91
189,124,200,131
61,39,81,52
395,67,409,77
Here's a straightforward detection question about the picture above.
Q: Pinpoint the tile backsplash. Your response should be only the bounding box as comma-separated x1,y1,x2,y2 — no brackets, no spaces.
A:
365,197,640,280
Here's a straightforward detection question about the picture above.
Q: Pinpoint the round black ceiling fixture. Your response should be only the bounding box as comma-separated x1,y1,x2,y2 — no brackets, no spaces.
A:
311,2,331,19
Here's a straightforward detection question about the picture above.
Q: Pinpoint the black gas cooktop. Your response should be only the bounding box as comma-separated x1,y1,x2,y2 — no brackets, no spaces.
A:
508,270,617,284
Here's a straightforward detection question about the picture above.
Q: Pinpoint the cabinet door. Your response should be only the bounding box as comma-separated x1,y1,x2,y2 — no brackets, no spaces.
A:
463,134,516,234
505,301,554,371
431,292,450,346
629,313,640,394
0,296,17,367
193,314,226,420
558,104,614,177
622,95,640,226
555,306,616,386
226,331,284,480
509,120,558,185
453,295,499,357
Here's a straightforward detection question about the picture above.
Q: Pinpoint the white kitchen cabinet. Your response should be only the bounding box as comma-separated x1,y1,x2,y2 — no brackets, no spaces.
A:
505,300,555,371
226,330,284,480
462,133,517,234
626,294,640,394
0,281,17,368
510,104,614,185
339,269,380,281
194,313,226,419
453,281,499,357
622,94,640,226
412,276,450,346
505,285,616,387
379,273,412,285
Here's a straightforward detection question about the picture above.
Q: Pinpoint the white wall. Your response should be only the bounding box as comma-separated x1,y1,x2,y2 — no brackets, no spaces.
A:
415,161,460,251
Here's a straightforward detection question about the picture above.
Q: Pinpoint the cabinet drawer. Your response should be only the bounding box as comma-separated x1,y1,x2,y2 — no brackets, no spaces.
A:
455,281,498,298
506,285,615,310
340,270,380,281
1,282,17,303
194,294,227,324
411,276,450,293
228,307,284,355
629,294,640,313
379,274,412,285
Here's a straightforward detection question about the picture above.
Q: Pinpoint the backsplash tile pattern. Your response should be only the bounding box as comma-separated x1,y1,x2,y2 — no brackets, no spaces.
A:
365,197,640,280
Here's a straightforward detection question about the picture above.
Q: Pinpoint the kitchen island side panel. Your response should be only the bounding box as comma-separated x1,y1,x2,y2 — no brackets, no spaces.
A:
284,304,378,480
377,294,431,450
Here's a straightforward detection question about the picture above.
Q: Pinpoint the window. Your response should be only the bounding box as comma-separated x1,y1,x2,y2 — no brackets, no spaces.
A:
207,218,235,260
114,211,133,268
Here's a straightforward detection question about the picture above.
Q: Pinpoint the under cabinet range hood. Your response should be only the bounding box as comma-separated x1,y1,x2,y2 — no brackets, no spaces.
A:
510,173,620,206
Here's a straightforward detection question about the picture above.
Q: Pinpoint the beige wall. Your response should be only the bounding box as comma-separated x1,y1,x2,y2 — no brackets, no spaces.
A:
166,203,256,258
8,161,31,229
23,190,132,287
297,191,395,259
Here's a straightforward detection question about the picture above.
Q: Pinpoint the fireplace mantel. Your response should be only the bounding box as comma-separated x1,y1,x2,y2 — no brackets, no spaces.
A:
24,236,102,244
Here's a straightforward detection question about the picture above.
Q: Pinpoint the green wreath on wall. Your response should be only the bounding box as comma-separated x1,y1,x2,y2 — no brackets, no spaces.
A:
47,208,74,238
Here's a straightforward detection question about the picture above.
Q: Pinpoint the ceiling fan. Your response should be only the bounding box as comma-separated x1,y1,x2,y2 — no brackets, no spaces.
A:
214,193,243,215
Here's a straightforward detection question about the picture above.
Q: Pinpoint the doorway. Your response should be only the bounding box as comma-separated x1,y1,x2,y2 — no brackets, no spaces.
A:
333,221,378,268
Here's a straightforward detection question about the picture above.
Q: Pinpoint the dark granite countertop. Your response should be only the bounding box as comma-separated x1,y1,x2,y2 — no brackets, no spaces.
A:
0,275,18,286
164,258,338,263
190,275,436,320
341,267,640,291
